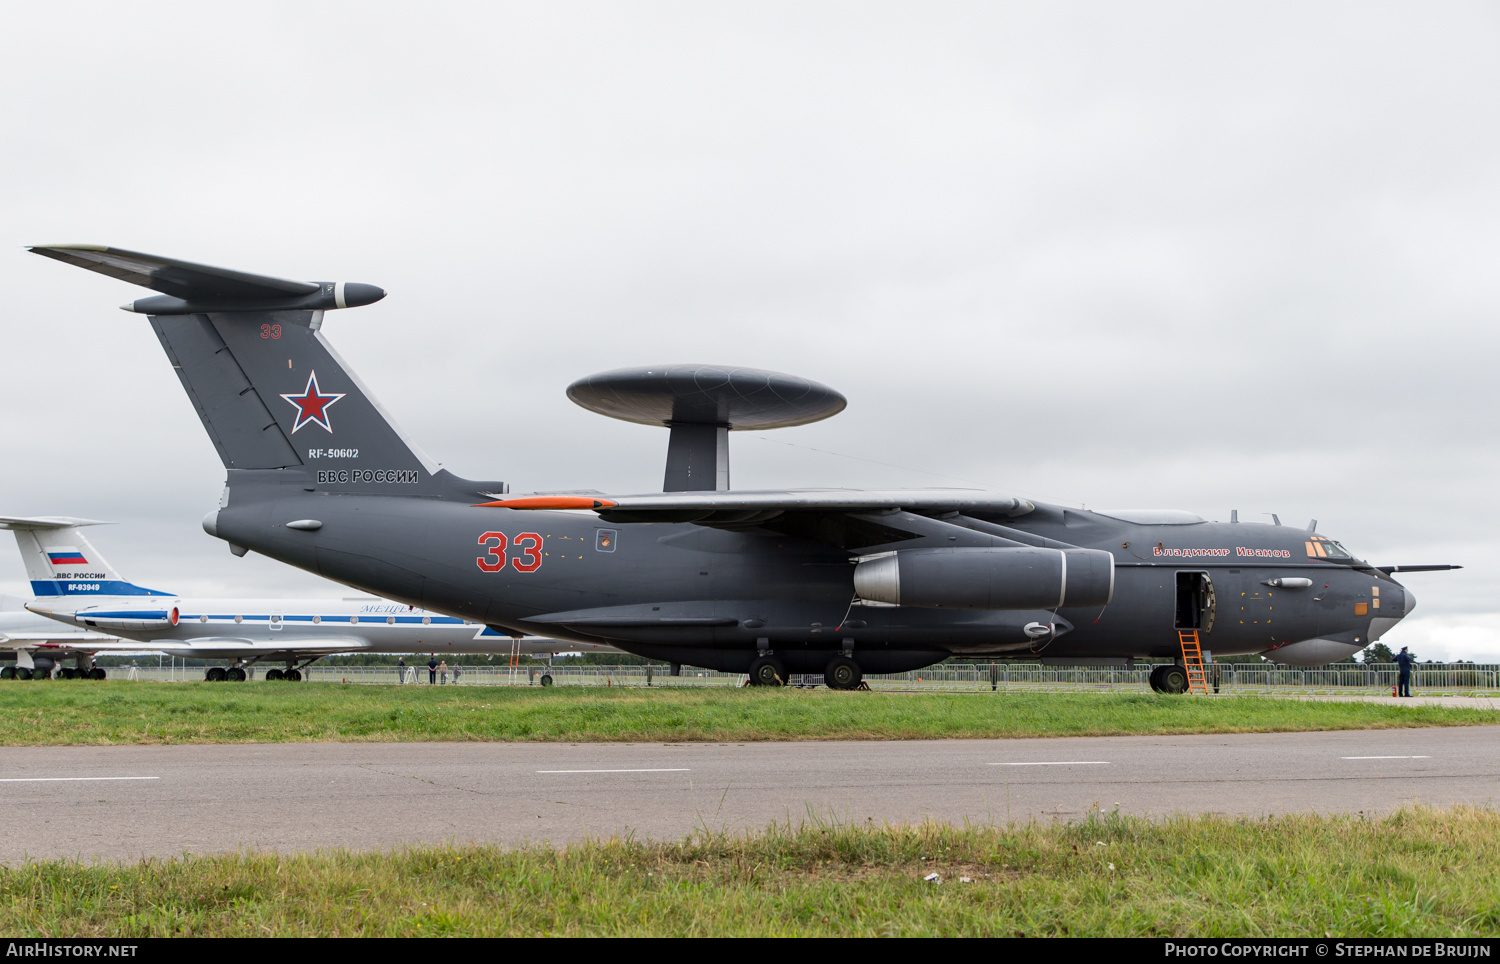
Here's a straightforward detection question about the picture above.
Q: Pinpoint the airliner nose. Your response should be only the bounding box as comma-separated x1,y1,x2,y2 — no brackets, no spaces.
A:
1402,585,1417,616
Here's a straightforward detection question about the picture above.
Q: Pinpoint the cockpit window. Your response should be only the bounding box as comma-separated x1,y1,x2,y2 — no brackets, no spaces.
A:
1305,536,1352,560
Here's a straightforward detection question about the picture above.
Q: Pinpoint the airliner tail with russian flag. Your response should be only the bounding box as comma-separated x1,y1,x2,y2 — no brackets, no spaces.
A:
0,517,173,602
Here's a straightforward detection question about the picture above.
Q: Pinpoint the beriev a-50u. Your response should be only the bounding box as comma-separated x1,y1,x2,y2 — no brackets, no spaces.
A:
32,246,1457,691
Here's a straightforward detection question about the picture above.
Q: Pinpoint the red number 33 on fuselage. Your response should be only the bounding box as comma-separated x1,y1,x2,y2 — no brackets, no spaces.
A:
476,532,543,573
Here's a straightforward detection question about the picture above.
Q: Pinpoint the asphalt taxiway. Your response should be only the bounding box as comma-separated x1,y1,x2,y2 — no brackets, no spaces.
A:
2,726,1495,862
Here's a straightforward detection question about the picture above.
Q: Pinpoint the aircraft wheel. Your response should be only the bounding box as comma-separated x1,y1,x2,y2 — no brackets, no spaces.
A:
206,667,227,682
16,668,33,681
287,669,302,682
58,668,75,680
824,656,863,690
747,656,785,687
89,668,106,681
0,667,13,680
265,669,283,681
227,668,247,682
1147,664,1165,693
1159,665,1188,695
539,674,553,687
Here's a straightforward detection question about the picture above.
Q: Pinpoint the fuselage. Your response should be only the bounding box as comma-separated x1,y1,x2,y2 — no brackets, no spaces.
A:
212,483,1410,674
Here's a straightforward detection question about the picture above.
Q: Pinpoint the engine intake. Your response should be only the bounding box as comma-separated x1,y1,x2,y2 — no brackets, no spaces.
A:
854,547,1114,610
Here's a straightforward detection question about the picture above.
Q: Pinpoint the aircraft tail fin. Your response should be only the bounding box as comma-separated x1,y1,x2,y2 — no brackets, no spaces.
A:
29,246,464,491
0,517,173,599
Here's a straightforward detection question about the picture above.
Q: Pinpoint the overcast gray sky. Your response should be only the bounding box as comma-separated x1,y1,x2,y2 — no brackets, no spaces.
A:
2,2,1496,658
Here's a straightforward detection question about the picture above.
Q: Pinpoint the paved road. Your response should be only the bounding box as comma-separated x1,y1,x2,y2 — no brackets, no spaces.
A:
2,727,1496,863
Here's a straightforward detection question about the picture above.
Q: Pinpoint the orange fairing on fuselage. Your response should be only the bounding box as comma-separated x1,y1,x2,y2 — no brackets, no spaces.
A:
474,497,618,510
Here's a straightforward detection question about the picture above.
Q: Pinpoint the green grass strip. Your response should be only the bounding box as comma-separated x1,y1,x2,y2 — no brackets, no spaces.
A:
2,806,1496,936
0,683,1490,745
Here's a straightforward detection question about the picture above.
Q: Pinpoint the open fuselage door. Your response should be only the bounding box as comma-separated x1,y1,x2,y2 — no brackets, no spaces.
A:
1174,571,1216,634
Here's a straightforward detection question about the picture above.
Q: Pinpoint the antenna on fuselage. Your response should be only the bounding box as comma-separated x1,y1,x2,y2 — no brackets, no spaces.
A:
566,366,847,492
1264,513,1281,526
1307,519,1317,532
1230,509,1238,523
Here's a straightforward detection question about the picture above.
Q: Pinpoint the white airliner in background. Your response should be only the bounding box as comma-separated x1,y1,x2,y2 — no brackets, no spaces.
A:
0,593,124,679
1,516,618,680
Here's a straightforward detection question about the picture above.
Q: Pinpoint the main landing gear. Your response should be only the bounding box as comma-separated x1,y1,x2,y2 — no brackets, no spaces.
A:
823,655,864,691
745,654,867,690
207,658,316,681
57,668,102,680
0,665,103,680
1148,663,1189,695
204,664,254,682
747,655,785,687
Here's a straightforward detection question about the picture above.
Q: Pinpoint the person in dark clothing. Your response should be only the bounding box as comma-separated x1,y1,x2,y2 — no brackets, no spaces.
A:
397,656,406,684
427,656,438,684
1396,646,1414,697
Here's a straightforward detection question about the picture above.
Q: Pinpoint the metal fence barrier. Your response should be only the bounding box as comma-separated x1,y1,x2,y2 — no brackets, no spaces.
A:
95,661,1500,696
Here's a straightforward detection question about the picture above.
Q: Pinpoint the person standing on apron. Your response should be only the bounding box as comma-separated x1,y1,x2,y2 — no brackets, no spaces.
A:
1396,646,1414,697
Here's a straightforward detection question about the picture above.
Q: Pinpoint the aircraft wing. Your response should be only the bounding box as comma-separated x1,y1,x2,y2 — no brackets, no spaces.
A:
0,632,122,645
3,631,383,659
480,488,1034,525
0,632,141,656
147,636,371,655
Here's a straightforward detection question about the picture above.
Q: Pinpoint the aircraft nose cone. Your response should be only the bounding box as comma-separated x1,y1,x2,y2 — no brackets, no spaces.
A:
1402,586,1417,616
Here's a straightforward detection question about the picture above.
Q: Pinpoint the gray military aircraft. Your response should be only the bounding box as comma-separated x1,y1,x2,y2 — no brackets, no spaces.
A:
31,245,1459,692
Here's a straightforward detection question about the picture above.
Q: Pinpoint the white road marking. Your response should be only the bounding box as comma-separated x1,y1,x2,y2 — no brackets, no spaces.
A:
1340,755,1432,760
0,776,159,783
536,768,691,774
990,761,1110,766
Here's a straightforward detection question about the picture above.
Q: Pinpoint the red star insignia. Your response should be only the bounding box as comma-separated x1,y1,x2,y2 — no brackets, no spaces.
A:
280,371,346,434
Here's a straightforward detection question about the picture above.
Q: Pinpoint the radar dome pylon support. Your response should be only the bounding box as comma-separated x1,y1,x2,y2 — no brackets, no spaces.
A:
565,365,848,492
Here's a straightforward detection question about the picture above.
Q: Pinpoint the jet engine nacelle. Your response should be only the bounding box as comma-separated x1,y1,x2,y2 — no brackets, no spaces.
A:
75,607,179,631
853,547,1114,610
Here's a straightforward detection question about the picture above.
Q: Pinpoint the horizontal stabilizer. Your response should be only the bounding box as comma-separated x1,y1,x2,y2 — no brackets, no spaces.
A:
0,516,110,531
29,245,383,314
1376,565,1463,573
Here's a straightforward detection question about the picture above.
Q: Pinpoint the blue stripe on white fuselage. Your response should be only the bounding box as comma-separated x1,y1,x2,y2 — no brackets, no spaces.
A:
174,614,468,624
30,580,173,597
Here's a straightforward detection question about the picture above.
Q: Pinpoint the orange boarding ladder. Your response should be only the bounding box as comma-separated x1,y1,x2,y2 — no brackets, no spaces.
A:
1177,630,1210,694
